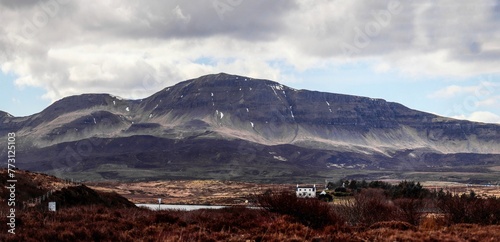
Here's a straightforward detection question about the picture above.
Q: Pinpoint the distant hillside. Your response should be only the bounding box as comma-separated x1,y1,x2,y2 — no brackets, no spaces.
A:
0,169,135,209
0,169,67,204
0,73,499,183
42,185,135,209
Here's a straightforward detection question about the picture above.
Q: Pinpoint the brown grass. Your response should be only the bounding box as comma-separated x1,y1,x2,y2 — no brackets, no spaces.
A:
1,205,499,242
87,179,294,205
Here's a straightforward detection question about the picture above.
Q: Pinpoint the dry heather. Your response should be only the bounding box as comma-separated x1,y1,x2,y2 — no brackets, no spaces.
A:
1,205,499,242
0,169,76,204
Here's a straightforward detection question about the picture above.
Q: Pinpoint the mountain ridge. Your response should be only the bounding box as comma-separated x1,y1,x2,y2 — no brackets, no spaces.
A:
1,73,499,183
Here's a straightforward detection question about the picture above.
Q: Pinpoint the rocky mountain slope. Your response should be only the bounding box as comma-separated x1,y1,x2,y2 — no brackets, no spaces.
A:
1,73,499,183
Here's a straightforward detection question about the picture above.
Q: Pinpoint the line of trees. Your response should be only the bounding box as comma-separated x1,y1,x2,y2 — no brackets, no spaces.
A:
327,179,429,199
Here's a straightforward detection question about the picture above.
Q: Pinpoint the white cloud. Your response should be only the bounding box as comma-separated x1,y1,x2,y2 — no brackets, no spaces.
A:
373,62,391,73
453,111,500,124
428,81,499,99
430,80,499,123
428,85,478,99
475,95,500,107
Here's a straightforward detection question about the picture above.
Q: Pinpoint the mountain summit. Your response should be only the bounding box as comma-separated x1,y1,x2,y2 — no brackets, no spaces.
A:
1,73,499,183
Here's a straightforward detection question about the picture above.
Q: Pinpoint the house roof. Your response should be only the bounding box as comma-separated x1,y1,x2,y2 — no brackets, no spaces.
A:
296,184,316,189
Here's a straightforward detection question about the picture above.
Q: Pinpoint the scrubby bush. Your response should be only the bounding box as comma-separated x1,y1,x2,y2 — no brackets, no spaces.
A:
336,188,430,226
393,198,424,225
335,188,398,226
256,190,342,228
437,192,500,225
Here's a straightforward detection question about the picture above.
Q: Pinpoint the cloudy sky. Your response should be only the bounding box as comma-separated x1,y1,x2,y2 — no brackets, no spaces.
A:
1,0,499,123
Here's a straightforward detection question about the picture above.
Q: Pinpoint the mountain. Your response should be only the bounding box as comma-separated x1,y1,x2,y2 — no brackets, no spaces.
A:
1,73,499,183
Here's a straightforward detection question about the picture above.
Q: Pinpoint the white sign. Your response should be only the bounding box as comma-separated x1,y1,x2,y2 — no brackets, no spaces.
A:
48,202,56,212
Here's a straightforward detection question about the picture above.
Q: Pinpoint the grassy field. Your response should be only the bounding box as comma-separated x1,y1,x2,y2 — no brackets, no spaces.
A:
88,180,295,204
87,178,500,206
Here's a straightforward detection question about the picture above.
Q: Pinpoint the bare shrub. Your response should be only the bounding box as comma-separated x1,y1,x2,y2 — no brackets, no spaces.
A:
335,188,398,226
393,198,423,225
438,192,500,225
256,190,342,229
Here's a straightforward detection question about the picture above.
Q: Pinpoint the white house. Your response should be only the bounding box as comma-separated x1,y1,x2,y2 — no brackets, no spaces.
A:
296,184,316,198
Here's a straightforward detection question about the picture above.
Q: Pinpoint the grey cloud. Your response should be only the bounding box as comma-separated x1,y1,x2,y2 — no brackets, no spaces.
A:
494,0,500,16
0,0,41,9
285,0,415,57
1,0,499,104
66,0,296,41
281,0,500,67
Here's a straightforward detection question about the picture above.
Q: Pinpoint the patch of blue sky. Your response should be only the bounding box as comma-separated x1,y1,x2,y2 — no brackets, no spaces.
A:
0,72,50,117
275,61,494,119
193,56,216,66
